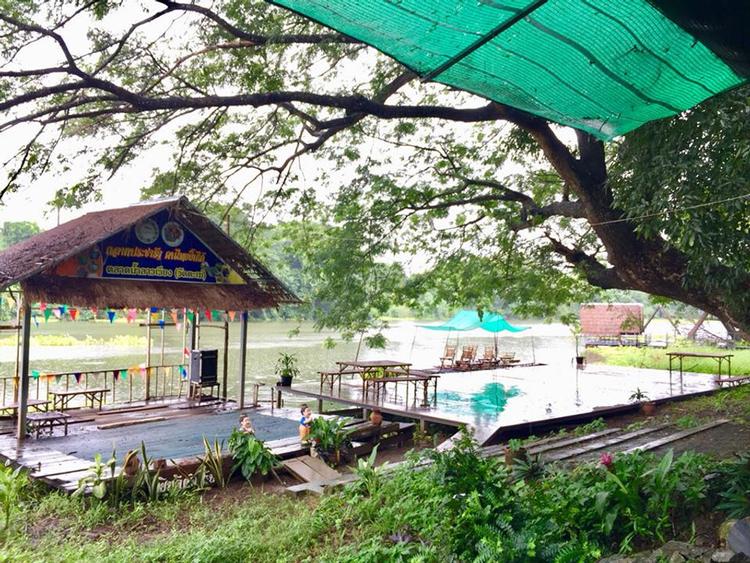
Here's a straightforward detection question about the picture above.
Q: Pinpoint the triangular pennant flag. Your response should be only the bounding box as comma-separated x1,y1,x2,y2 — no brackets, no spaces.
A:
107,310,116,323
120,369,127,381
127,309,137,323
150,307,159,313
45,374,55,382
32,314,39,328
90,306,98,315
204,309,212,322
74,372,82,383
31,370,40,379
170,310,179,325
113,370,119,381
40,302,47,311
69,308,78,321
210,309,219,321
55,374,63,383
228,311,236,322
44,308,52,322
52,308,62,319
183,347,190,357
186,310,195,324
158,319,165,329
58,305,67,316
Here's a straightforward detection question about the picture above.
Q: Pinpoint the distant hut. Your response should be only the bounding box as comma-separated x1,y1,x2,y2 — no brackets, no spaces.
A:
579,303,644,344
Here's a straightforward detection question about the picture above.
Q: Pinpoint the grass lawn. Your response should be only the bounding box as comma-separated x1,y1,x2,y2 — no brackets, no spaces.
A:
589,343,750,376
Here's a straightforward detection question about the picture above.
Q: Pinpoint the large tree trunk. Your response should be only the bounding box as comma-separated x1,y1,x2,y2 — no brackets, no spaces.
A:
524,122,750,339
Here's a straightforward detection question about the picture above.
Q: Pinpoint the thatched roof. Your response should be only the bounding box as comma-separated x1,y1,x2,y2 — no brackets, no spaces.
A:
0,197,300,310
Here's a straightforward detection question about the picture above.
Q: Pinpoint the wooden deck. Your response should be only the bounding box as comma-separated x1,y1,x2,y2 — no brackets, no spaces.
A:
285,363,724,446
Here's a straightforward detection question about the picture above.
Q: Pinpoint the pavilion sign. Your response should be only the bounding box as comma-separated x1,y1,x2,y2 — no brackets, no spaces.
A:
54,210,245,285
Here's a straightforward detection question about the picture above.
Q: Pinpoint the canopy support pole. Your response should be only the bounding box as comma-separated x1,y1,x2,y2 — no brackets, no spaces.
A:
222,311,229,401
238,311,248,409
422,0,549,81
16,299,31,445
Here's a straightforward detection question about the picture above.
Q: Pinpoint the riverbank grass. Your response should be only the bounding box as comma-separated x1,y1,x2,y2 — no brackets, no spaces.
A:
591,343,750,376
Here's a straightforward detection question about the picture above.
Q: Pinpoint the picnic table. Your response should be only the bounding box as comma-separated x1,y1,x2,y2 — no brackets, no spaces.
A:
667,351,733,380
26,411,71,438
50,387,109,411
0,398,50,417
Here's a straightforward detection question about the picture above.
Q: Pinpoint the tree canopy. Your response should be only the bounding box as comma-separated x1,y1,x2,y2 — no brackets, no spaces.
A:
1,1,749,335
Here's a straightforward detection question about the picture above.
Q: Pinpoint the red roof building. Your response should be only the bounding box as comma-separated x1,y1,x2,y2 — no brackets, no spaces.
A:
579,303,644,337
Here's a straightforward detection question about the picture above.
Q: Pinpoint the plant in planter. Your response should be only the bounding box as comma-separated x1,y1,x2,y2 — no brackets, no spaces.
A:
309,417,353,466
275,352,299,387
629,387,656,415
563,314,586,366
228,429,281,484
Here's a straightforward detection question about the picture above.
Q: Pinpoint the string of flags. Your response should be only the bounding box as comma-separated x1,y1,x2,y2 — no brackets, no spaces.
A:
14,304,241,327
30,365,188,383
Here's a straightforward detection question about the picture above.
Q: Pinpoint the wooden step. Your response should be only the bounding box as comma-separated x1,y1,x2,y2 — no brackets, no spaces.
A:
282,455,341,483
623,419,730,454
546,425,668,462
528,428,621,455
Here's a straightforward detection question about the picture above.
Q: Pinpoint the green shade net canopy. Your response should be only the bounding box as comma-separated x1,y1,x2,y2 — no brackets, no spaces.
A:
269,0,748,139
419,310,528,333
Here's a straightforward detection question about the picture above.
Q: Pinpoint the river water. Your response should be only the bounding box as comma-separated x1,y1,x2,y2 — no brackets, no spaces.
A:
0,319,575,403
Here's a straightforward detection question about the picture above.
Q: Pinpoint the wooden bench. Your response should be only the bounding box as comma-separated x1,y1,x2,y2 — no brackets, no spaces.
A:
0,399,50,417
716,375,750,388
26,411,71,438
50,388,109,411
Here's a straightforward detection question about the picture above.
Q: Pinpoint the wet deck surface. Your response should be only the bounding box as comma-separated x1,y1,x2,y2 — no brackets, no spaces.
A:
1,399,298,461
289,363,720,443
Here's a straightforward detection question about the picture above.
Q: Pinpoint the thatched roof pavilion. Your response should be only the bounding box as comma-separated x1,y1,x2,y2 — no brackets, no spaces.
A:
0,196,299,309
0,196,299,442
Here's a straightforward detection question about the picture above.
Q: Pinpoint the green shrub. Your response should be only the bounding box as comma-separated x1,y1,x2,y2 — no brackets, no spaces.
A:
716,452,750,518
227,430,280,481
0,461,26,531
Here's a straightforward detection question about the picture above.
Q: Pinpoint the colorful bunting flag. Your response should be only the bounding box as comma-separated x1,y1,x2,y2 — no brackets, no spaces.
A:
107,310,116,323
120,369,127,380
204,309,212,322
186,310,195,324
158,319,165,329
150,307,159,313
69,308,78,321
90,306,98,315
43,308,52,322
31,369,39,379
228,311,236,322
58,305,67,316
183,347,190,357
113,370,119,381
170,310,179,325
74,372,82,383
55,374,63,383
40,302,47,311
126,309,137,323
32,314,39,328
52,308,62,319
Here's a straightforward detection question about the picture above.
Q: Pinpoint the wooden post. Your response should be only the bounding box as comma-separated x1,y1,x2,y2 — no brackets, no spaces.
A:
13,299,20,403
145,316,152,401
238,311,248,409
188,309,197,398
16,301,31,444
222,311,229,401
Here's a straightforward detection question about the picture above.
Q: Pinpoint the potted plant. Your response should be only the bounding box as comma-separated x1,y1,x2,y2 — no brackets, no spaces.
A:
563,315,586,367
629,387,656,416
275,352,299,387
309,417,353,466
